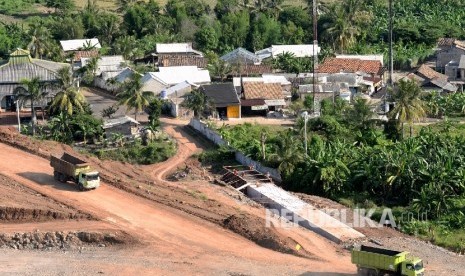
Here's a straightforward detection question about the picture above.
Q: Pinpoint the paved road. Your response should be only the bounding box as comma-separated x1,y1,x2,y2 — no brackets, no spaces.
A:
81,87,150,122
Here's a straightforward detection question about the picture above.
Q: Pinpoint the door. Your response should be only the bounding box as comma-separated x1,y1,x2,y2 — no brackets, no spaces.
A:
227,105,240,118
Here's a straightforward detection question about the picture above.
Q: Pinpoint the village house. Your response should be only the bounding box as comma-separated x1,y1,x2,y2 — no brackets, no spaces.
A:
240,82,286,116
233,74,292,99
255,44,320,60
160,81,198,118
406,64,457,92
60,38,101,68
141,66,211,96
94,67,139,93
80,55,126,76
219,47,273,77
318,57,385,85
436,38,465,73
0,49,70,111
135,43,207,68
200,83,241,119
103,115,139,137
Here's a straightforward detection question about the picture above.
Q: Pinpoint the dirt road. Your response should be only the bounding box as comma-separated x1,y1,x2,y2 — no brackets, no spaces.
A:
0,141,355,275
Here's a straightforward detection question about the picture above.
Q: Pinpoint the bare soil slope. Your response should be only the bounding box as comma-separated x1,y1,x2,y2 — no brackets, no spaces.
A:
0,125,356,275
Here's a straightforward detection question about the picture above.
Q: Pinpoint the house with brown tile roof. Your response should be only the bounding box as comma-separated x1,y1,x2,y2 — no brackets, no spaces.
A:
406,64,457,92
241,82,286,115
318,57,384,76
158,54,207,68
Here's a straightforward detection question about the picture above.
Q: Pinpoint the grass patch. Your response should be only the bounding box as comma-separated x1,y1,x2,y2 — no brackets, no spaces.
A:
93,139,176,165
187,189,209,201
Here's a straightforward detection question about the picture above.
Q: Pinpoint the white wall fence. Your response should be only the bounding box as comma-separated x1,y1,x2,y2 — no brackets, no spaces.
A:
189,118,282,182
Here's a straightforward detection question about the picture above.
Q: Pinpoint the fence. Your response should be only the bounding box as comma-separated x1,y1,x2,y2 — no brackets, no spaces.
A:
189,118,282,182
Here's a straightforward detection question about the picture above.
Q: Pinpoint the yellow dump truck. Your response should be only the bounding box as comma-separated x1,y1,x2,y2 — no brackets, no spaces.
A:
50,153,100,191
352,245,424,276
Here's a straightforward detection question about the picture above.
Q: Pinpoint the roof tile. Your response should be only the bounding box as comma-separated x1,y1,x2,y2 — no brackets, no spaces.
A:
318,58,383,75
242,82,283,100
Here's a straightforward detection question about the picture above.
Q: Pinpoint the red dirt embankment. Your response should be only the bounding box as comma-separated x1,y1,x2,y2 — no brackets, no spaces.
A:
0,126,311,258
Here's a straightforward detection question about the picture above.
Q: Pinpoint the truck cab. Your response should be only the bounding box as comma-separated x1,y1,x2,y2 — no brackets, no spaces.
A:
401,259,424,276
78,171,100,190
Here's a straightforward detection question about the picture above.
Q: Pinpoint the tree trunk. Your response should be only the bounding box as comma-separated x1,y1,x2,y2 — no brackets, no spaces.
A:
134,109,137,121
409,124,413,137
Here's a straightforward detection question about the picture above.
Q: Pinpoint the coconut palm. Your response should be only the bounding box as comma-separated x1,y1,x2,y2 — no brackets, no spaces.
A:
181,89,214,119
13,77,48,136
388,79,426,138
208,59,232,81
116,73,153,121
27,20,52,59
49,87,87,115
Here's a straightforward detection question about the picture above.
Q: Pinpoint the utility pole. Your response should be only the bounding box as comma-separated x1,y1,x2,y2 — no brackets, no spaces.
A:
312,0,318,114
302,111,309,156
386,0,394,113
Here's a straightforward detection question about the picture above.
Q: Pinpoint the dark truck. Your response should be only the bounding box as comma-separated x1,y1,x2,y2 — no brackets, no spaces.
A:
50,153,100,191
352,245,424,276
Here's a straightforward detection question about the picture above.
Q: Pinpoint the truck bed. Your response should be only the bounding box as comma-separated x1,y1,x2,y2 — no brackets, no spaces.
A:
50,153,90,178
352,245,407,272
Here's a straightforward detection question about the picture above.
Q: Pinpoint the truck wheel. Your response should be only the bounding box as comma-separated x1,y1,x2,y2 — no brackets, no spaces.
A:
78,183,84,191
58,173,67,183
53,171,59,180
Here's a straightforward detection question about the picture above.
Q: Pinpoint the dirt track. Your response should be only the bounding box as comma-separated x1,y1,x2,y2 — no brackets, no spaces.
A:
0,122,356,275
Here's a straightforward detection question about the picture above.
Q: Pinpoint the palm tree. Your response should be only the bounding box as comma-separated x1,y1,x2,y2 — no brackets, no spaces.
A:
49,87,87,115
388,79,426,138
181,89,214,119
269,130,304,178
48,112,71,142
13,77,48,136
208,59,232,81
27,20,52,59
116,74,153,121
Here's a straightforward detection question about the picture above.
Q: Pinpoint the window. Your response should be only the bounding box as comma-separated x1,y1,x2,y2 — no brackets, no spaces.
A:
406,264,414,270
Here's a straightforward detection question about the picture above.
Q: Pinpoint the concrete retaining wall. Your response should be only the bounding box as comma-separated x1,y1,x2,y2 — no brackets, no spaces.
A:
246,183,365,243
189,118,227,146
189,118,281,182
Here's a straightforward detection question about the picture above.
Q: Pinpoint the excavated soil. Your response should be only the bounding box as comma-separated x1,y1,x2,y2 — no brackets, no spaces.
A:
0,174,93,222
0,126,307,256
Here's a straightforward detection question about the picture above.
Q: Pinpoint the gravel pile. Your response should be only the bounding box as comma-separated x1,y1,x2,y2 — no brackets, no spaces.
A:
0,231,121,250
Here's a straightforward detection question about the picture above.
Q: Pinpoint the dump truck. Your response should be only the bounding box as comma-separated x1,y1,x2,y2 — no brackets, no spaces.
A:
50,153,100,191
352,245,424,276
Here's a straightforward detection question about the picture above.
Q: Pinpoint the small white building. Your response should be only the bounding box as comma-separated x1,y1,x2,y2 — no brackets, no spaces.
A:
255,44,321,60
81,55,126,75
60,38,101,52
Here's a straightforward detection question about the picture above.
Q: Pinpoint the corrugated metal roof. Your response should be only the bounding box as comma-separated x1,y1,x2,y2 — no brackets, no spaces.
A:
103,115,139,129
156,43,203,56
149,66,211,85
0,49,69,84
60,38,101,51
81,55,125,74
255,44,320,59
162,81,198,98
220,48,261,64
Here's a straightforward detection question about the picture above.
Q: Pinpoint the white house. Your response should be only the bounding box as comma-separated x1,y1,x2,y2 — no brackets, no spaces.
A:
155,43,203,56
81,55,126,75
255,44,321,60
60,38,101,52
149,66,211,86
